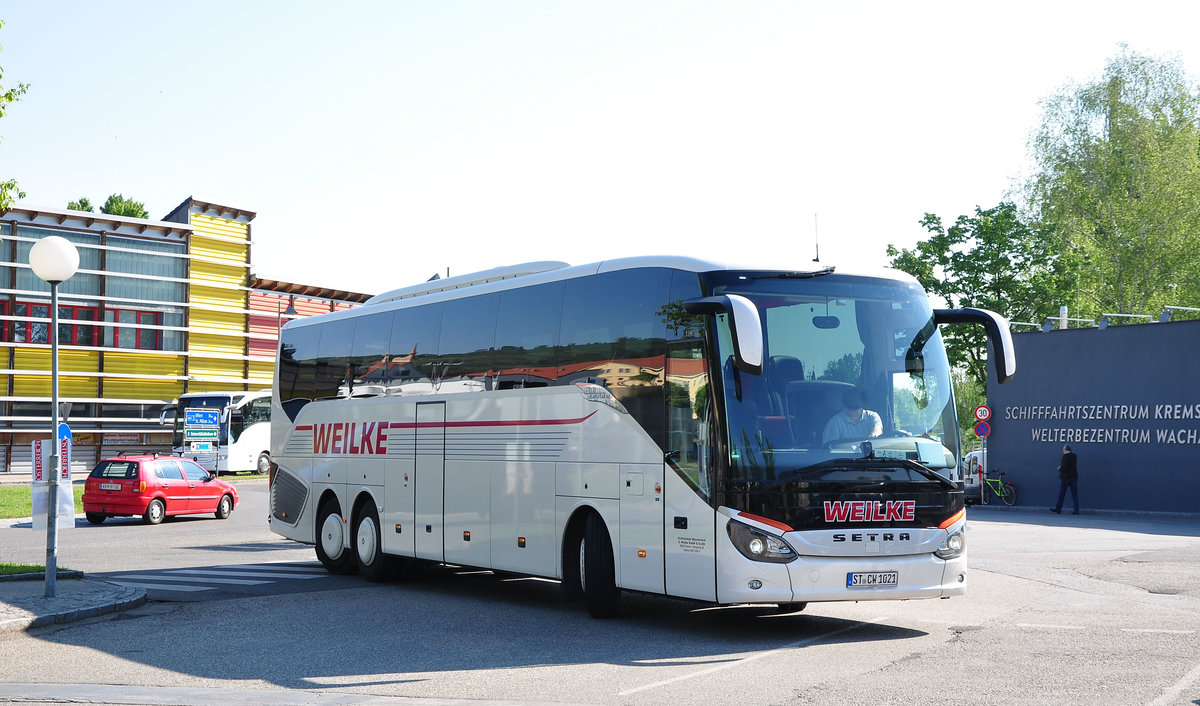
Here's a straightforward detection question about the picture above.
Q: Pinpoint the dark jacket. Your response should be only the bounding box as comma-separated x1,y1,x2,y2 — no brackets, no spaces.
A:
1058,452,1078,480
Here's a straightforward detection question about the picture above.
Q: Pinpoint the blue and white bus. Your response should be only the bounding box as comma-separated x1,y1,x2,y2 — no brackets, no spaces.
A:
268,257,1014,617
161,389,273,474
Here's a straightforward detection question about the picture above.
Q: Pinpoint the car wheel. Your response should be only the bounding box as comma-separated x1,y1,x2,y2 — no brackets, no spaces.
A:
214,494,234,519
315,497,356,574
85,512,106,525
354,503,394,582
256,452,271,475
143,498,165,525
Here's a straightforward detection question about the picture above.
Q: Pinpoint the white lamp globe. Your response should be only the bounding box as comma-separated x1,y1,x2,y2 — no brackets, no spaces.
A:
29,236,80,284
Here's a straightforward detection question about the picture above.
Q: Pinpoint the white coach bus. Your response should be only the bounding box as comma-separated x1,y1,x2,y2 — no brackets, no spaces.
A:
268,257,1014,617
161,389,273,474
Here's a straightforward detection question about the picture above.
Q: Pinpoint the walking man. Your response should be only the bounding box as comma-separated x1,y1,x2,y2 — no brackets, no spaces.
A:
1051,444,1079,515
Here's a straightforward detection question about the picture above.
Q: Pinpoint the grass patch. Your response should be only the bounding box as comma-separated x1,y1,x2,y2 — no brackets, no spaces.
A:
0,485,84,520
0,563,78,576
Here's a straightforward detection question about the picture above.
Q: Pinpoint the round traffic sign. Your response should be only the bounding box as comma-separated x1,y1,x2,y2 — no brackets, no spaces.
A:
974,405,992,422
974,420,991,438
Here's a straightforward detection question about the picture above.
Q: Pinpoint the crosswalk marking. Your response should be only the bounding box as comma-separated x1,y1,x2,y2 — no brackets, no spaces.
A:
165,568,324,580
236,563,326,573
101,563,331,597
111,573,269,586
108,580,215,592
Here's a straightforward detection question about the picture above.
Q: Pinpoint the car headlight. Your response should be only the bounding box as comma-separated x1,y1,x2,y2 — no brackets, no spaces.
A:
935,529,965,559
728,520,797,563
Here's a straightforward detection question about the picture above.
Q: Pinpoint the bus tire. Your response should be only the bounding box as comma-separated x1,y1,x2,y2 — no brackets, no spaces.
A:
354,502,394,582
582,513,619,618
560,518,584,601
775,602,807,614
256,452,272,475
315,498,356,575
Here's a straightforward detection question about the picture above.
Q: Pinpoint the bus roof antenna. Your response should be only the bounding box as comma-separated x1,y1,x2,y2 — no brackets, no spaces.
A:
813,213,820,263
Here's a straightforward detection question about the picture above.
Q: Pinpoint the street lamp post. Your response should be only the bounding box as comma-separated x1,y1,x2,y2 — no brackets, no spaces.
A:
29,236,80,598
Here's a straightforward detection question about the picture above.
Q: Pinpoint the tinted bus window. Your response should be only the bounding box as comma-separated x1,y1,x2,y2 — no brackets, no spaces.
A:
279,323,323,419
561,268,671,447
437,294,499,392
348,311,393,396
316,317,356,400
388,303,444,393
494,281,564,388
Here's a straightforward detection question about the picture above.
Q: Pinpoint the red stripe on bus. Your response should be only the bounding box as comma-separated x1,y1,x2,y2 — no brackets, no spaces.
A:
387,412,597,430
736,511,794,533
293,413,595,433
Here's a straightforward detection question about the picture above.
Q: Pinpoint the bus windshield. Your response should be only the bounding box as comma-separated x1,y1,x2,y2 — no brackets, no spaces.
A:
705,271,958,484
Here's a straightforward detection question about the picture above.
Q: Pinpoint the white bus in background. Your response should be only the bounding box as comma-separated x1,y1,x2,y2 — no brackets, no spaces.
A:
268,257,1015,617
161,389,273,474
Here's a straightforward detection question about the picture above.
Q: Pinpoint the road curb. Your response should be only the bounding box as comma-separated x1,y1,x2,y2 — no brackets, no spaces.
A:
0,579,147,634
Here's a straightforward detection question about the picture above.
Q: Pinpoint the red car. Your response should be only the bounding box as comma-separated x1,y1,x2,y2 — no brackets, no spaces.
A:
82,454,239,525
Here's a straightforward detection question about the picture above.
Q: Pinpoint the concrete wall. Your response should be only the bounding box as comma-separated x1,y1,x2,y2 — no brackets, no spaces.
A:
986,319,1200,514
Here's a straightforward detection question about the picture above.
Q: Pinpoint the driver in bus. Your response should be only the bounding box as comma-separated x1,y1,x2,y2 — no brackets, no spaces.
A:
822,387,883,445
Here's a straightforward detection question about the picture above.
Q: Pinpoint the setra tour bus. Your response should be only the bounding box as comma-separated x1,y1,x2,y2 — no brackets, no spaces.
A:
268,257,1014,617
161,390,273,474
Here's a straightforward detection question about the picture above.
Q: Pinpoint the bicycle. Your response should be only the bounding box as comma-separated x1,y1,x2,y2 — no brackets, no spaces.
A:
979,470,1018,506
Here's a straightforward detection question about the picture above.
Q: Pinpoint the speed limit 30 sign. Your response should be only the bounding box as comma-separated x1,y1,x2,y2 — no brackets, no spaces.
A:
974,405,992,422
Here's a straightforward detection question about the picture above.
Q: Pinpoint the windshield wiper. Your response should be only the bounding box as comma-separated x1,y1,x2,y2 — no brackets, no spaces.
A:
796,457,956,489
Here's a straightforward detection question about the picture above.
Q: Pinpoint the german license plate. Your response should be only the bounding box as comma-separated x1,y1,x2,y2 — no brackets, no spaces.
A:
847,571,898,588
99,482,122,491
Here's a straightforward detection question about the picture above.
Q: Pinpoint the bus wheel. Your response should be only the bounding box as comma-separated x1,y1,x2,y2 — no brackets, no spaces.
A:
581,513,619,618
316,498,355,574
256,452,272,475
354,503,393,582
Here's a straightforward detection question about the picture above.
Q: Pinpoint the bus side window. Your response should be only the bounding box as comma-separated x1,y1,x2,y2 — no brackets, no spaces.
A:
495,281,564,389
278,323,323,420
388,303,443,393
436,294,500,392
667,340,712,500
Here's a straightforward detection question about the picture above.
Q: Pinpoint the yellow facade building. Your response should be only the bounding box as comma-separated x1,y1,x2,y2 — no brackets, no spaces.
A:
0,197,368,473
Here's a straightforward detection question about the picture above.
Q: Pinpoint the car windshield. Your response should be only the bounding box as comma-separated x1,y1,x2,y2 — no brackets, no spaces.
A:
705,271,959,484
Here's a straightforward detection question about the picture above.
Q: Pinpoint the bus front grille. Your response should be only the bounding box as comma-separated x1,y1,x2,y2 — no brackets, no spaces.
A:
271,468,308,526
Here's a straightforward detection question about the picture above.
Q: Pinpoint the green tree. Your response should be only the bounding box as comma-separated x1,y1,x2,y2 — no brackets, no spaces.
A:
68,197,94,212
821,352,861,383
953,368,986,451
100,193,149,219
0,20,30,211
888,202,1074,388
1027,46,1200,315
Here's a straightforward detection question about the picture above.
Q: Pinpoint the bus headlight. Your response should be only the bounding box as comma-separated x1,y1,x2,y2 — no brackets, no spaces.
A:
935,530,965,559
728,520,797,563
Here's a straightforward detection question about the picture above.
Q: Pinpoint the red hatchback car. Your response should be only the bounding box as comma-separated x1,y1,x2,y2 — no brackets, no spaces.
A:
82,454,239,525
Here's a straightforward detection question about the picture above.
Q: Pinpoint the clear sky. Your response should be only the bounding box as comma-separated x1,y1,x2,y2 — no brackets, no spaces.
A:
3,1,1200,296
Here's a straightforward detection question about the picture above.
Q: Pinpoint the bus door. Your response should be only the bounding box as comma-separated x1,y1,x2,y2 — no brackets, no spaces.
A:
414,401,445,562
663,340,717,602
